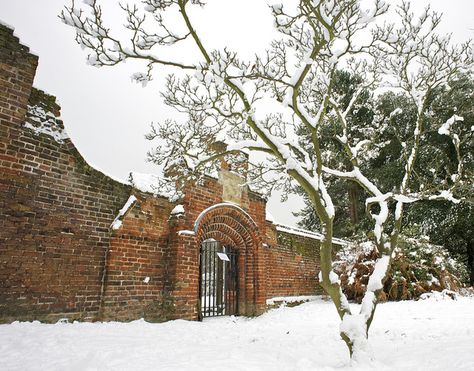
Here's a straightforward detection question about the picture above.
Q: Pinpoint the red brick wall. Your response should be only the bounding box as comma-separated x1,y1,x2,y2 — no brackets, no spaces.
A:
0,23,327,323
166,177,270,318
0,24,133,322
102,194,174,321
265,225,323,299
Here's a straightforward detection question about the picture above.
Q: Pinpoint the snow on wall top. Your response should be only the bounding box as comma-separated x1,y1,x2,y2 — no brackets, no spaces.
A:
265,210,275,223
129,172,182,202
275,223,348,246
0,19,15,31
0,21,39,56
194,202,256,233
171,204,185,215
19,88,135,190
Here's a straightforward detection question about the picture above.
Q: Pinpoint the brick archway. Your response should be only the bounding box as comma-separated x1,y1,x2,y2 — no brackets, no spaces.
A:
194,203,265,316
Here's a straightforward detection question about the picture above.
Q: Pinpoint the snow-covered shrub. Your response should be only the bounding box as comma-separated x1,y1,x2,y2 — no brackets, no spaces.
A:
334,237,467,302
459,287,474,297
419,289,458,301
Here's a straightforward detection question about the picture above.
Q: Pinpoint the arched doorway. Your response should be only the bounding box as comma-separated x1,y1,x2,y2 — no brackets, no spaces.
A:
194,203,264,319
199,239,238,318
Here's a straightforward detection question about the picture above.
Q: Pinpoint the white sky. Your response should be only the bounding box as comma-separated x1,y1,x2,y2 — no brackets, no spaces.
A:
1,0,473,227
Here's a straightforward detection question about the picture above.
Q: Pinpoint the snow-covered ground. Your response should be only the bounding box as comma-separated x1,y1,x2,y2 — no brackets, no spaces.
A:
1,296,473,371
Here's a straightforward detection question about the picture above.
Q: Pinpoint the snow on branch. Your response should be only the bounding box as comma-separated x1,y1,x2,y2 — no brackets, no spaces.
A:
62,0,474,358
60,0,197,71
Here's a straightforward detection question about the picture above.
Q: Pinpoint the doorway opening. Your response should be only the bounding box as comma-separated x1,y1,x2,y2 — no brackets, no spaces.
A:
199,239,239,319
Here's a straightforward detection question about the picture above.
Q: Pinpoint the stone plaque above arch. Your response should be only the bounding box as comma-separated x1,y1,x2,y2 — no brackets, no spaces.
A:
218,170,246,205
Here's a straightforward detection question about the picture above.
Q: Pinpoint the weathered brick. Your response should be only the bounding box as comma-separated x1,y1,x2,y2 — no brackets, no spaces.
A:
0,23,335,324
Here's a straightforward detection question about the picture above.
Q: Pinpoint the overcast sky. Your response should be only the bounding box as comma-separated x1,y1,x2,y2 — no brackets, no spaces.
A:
1,0,473,227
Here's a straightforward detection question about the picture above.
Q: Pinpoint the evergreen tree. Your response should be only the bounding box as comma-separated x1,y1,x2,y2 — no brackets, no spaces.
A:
62,0,474,358
298,73,474,283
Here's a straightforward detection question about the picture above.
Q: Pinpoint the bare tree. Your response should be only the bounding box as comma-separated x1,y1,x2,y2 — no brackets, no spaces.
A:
61,0,473,361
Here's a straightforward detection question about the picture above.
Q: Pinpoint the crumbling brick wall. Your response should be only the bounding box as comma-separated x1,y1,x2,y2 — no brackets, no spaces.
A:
0,24,133,322
102,193,174,322
0,23,330,323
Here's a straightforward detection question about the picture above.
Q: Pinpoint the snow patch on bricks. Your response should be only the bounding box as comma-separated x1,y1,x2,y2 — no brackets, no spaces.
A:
110,195,137,230
24,105,69,143
170,204,185,215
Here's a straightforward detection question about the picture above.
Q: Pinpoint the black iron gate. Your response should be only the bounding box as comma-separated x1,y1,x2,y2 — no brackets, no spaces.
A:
199,240,239,319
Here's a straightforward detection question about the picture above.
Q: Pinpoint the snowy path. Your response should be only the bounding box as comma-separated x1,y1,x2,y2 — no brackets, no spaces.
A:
1,297,473,371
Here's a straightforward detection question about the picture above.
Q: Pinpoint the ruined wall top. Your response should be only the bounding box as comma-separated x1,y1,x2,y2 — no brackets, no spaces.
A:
0,23,38,67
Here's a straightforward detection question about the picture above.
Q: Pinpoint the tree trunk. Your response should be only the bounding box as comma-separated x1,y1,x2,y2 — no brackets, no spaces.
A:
348,183,359,226
341,320,372,364
467,241,474,286
318,218,353,356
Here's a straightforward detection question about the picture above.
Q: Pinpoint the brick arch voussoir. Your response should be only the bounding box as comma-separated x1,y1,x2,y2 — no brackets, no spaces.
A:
195,204,262,250
201,222,249,251
201,228,246,250
210,217,247,238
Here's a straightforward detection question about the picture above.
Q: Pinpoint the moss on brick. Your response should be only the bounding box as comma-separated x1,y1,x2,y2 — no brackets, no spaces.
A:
1,22,327,323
